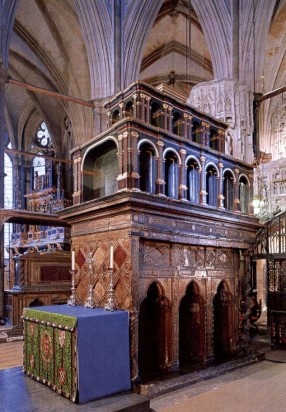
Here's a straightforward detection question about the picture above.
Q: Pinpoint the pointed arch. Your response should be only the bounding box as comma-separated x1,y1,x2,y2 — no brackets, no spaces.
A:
0,0,19,68
123,1,163,86
74,0,113,98
179,281,206,368
191,0,231,79
213,280,236,360
138,281,172,382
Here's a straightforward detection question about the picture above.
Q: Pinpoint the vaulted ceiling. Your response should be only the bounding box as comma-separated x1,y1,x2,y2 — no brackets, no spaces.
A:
2,0,286,157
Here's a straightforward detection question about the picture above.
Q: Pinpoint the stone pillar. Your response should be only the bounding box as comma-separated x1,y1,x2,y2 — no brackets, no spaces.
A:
188,79,254,163
219,129,225,153
117,132,128,191
171,267,180,371
162,104,169,130
200,155,207,205
145,96,151,124
248,172,254,214
129,131,140,190
132,93,140,119
168,106,173,132
183,113,188,137
179,149,187,201
234,167,240,212
139,93,147,121
156,140,165,196
72,150,82,205
119,101,124,119
218,162,224,209
202,122,210,146
0,65,7,317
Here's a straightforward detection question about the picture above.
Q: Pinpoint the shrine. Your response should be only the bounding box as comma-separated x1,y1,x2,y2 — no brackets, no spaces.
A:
58,81,262,384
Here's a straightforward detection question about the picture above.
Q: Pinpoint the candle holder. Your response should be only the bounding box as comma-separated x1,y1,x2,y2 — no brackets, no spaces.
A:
67,269,77,306
104,268,116,311
84,252,96,309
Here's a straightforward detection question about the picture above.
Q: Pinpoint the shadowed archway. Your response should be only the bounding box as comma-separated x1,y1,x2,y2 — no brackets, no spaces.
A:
138,282,172,382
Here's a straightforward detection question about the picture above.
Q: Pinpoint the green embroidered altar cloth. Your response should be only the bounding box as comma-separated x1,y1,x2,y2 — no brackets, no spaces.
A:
22,305,131,403
23,307,78,401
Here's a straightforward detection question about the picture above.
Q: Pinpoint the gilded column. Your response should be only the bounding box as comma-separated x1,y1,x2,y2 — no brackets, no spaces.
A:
156,140,165,196
162,104,169,130
72,150,82,205
202,122,210,146
130,131,140,190
183,113,188,137
117,132,128,191
168,105,173,132
145,96,151,124
219,129,225,153
179,148,187,201
119,101,124,119
199,155,207,205
218,162,224,209
234,167,240,212
139,93,146,121
132,93,140,119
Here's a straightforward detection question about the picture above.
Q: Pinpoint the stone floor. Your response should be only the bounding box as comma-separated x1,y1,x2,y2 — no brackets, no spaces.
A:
1,335,286,412
150,357,286,412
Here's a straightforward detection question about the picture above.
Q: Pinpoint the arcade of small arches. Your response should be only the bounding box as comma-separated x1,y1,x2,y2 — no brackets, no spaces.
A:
106,88,226,153
138,278,235,381
82,137,251,213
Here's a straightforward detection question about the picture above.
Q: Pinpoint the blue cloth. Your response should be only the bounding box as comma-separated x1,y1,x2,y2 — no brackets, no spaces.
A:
32,305,131,403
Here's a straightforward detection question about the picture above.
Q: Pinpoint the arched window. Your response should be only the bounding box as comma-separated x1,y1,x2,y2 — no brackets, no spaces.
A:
165,152,179,199
239,176,250,214
150,102,162,127
33,153,46,190
36,121,51,147
83,140,118,201
209,129,219,151
192,121,202,144
112,110,120,124
206,165,218,206
125,101,133,117
139,142,156,194
172,112,183,136
223,171,234,210
186,159,200,203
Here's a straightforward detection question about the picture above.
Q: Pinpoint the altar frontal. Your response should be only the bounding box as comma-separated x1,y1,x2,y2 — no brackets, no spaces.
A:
22,305,131,403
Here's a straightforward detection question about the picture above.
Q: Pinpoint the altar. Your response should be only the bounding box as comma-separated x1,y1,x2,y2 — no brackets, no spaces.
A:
22,305,131,403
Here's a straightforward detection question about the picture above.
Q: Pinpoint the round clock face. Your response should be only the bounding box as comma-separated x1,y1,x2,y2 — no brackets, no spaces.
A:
36,122,50,147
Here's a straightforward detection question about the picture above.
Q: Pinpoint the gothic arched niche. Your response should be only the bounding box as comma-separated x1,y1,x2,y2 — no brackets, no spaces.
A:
213,281,236,361
138,281,172,382
82,140,118,202
179,281,206,369
139,142,157,194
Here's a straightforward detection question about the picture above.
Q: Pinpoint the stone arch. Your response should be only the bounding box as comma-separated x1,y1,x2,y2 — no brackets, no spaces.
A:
186,156,201,203
206,162,219,207
179,281,206,368
223,168,236,211
82,138,118,201
138,140,157,194
213,280,236,361
163,148,181,199
138,139,159,158
238,174,250,214
138,281,172,382
123,1,163,86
